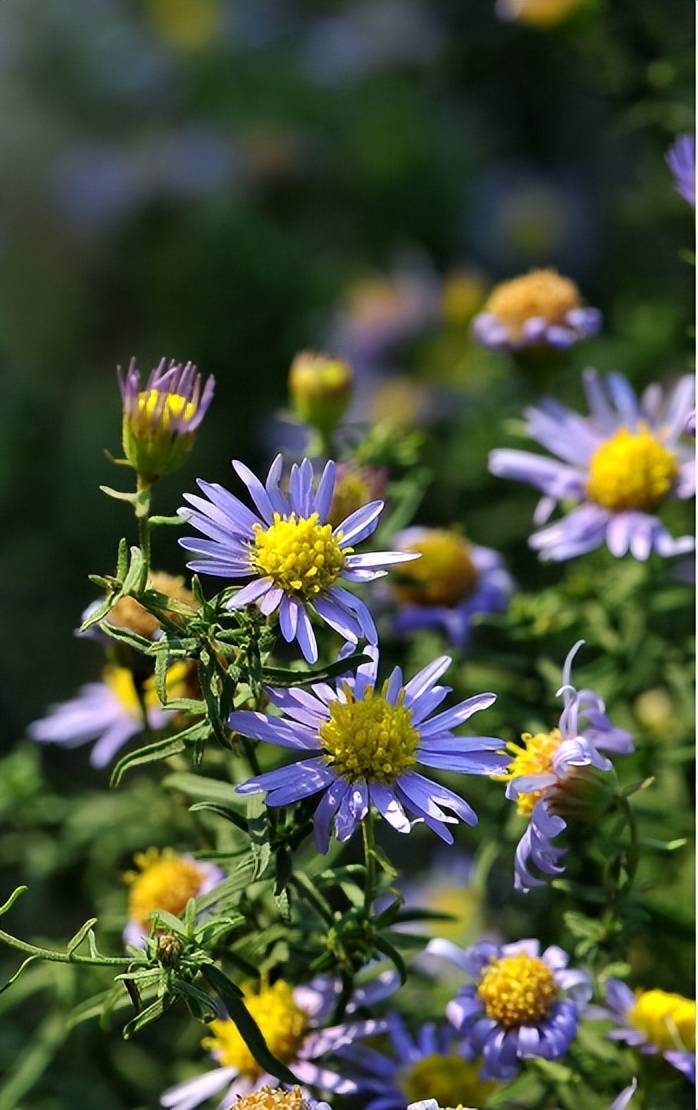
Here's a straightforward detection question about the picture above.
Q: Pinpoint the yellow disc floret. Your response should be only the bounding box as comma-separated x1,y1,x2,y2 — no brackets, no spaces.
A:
320,685,419,783
135,388,197,431
479,954,558,1027
628,989,696,1054
203,982,309,1079
401,1054,496,1108
494,730,561,816
252,512,348,599
125,849,206,928
234,1088,311,1109
393,530,479,607
586,425,678,512
104,661,193,715
484,269,580,340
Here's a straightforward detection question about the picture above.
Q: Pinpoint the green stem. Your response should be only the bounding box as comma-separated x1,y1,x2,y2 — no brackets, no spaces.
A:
362,809,376,916
135,475,152,575
620,795,639,893
0,927,139,968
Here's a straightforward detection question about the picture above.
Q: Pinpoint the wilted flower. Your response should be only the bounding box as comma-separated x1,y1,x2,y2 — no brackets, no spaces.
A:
391,528,512,649
123,848,224,948
472,269,600,352
496,0,588,26
83,571,196,642
327,463,387,530
489,369,695,561
231,649,507,849
595,980,695,1085
119,357,215,481
160,974,394,1107
666,134,695,208
336,1012,496,1109
28,663,185,768
496,641,634,892
179,455,417,663
426,937,591,1079
289,351,354,439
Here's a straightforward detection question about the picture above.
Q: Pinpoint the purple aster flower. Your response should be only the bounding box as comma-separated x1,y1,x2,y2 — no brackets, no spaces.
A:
123,848,225,949
119,357,215,481
489,369,695,561
178,455,417,664
335,1012,496,1109
425,937,591,1080
160,973,395,1108
230,649,508,849
28,664,175,768
497,641,634,893
472,268,601,353
666,134,695,208
593,980,695,1086
391,527,513,650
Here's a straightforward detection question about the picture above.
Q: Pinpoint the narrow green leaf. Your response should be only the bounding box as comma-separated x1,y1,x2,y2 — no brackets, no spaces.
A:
122,995,171,1039
0,886,27,917
190,802,249,832
100,485,137,505
110,721,210,788
261,653,371,688
163,772,244,807
67,918,99,957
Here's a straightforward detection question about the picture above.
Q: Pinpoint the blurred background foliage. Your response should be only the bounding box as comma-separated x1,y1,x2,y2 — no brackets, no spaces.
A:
0,0,694,1106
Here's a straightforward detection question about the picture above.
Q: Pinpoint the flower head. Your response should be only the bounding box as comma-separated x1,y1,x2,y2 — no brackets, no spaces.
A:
666,134,695,208
289,351,354,437
426,937,591,1080
232,1090,330,1109
327,463,386,530
28,663,184,768
336,1012,495,1109
391,528,512,649
496,0,588,26
160,974,394,1108
84,571,196,642
178,455,417,663
122,848,224,948
489,370,695,561
496,641,634,892
597,980,695,1085
472,269,600,353
230,649,507,850
119,357,215,481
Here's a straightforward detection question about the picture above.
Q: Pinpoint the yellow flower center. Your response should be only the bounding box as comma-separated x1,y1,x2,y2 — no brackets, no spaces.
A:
103,661,193,715
401,1054,496,1107
203,982,309,1078
586,426,678,512
252,513,348,599
484,268,580,339
494,730,561,816
289,351,353,401
320,685,419,784
125,849,206,928
233,1088,310,1110
135,389,197,432
511,0,585,27
393,530,478,607
628,989,696,1054
478,954,558,1027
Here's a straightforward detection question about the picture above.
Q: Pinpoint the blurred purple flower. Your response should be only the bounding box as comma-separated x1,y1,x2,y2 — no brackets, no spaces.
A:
666,134,695,208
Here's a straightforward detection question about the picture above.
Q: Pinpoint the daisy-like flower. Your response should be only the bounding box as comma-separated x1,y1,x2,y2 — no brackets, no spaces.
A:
288,351,354,439
595,980,695,1085
119,357,215,481
472,269,601,353
425,937,591,1080
230,650,507,849
178,455,417,663
495,0,588,27
666,134,695,208
160,974,394,1108
391,528,512,650
28,663,185,768
123,848,225,948
336,1013,496,1109
495,641,634,893
489,369,695,561
227,1090,330,1109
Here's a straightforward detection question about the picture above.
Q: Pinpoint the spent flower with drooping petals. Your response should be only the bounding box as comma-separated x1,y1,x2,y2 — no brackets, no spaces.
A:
231,648,507,849
489,369,695,561
178,455,417,663
495,641,634,892
119,357,215,481
472,268,601,353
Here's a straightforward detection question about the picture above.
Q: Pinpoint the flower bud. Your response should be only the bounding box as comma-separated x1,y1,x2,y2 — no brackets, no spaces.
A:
119,357,215,482
550,764,620,823
288,351,353,436
155,933,183,967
